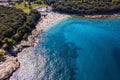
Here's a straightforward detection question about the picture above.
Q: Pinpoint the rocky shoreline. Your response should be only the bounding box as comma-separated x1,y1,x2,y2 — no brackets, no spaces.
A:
79,13,120,19
0,55,20,80
8,12,69,79
0,12,120,80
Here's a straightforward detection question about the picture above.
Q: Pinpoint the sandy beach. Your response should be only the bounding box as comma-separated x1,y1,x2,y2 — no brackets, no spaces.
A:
36,12,70,32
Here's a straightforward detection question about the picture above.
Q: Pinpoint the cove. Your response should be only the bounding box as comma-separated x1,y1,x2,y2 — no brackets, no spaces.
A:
10,18,120,80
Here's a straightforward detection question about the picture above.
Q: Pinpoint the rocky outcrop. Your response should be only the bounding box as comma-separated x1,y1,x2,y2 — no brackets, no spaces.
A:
83,14,120,19
13,29,42,54
0,56,20,80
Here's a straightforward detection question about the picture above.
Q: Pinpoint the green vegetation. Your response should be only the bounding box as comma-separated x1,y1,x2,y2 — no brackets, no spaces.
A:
0,49,6,60
43,0,120,15
14,0,46,13
14,2,30,13
2,38,16,47
14,2,41,13
0,7,41,47
22,33,28,40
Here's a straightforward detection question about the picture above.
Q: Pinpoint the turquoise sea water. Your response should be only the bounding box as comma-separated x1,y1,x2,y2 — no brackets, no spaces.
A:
11,18,120,80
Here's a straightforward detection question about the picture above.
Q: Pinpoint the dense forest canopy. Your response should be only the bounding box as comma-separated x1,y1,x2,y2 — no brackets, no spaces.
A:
43,0,120,15
0,7,41,47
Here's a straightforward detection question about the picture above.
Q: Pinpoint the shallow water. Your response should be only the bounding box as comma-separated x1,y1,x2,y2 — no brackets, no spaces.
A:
11,18,120,80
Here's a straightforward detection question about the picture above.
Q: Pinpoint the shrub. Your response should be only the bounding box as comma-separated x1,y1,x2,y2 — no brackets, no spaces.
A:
23,33,28,40
2,38,16,47
0,49,6,60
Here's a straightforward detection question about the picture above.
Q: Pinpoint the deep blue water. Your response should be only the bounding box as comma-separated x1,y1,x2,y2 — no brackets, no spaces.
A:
10,18,120,80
